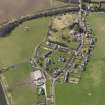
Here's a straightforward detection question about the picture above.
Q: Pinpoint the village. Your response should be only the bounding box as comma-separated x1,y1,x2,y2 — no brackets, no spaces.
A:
1,0,105,105
30,3,96,105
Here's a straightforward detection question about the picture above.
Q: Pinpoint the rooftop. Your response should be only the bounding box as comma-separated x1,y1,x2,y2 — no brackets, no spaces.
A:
31,70,43,80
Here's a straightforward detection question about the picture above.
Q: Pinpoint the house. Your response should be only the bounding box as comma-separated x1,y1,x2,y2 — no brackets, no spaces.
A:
45,58,52,66
58,56,65,62
47,42,57,49
44,51,52,58
58,45,69,52
53,69,63,77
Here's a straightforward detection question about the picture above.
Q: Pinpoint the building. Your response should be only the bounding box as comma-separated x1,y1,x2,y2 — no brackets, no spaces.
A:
31,70,46,86
38,87,45,95
44,51,52,58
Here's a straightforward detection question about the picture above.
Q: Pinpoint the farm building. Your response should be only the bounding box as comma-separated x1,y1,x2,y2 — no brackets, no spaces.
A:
31,70,46,86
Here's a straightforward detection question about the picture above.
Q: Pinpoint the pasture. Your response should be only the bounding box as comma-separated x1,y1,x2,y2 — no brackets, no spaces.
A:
3,63,38,105
0,17,49,67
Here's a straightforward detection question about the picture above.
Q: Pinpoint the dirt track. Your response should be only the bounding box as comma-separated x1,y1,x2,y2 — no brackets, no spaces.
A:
0,0,50,24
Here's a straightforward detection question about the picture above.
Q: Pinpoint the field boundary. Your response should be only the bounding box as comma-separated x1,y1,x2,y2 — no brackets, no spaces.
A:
0,75,13,105
0,6,79,37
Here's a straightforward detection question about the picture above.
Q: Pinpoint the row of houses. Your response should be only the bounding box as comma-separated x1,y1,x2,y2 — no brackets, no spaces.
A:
72,11,95,71
46,41,69,52
64,10,96,83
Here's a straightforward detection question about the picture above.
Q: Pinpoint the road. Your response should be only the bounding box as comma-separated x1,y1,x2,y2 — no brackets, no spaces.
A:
51,78,56,105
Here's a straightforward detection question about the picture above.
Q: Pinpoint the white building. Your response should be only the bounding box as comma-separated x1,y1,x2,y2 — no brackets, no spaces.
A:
31,70,46,86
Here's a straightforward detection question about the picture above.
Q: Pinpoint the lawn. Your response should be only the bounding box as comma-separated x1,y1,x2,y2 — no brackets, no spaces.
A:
0,17,49,67
3,63,37,105
55,13,105,105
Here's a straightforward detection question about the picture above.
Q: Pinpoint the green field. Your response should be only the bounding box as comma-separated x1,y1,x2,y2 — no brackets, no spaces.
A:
55,13,105,105
0,17,49,67
3,63,38,105
0,17,49,105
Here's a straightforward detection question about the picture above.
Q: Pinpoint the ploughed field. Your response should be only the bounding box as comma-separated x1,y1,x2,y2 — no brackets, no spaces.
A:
55,13,105,105
0,0,67,24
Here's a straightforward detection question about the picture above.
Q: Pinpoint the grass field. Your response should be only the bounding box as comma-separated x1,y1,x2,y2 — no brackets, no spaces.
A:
0,17,50,105
3,63,38,105
55,13,105,105
0,17,49,67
